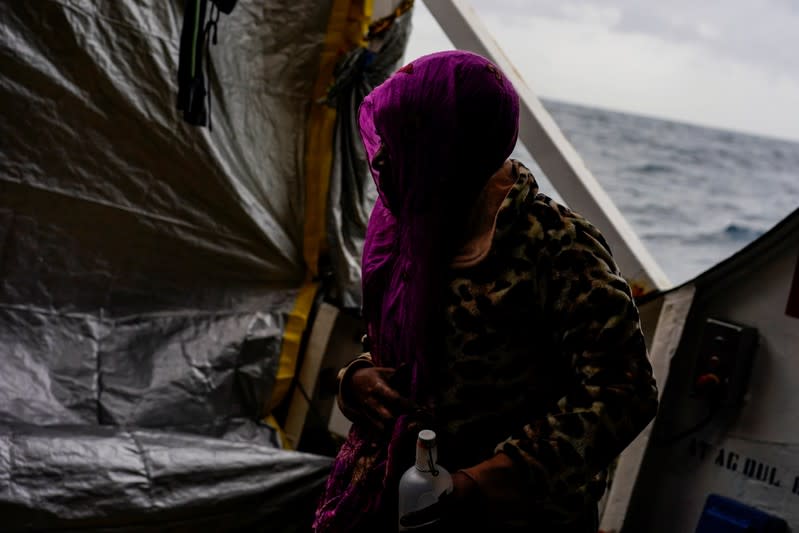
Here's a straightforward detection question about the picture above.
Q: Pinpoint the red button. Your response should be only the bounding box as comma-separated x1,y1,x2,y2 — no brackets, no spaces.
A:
696,373,721,389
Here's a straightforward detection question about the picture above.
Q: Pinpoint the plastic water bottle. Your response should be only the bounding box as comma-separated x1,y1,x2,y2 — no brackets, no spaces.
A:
397,429,453,531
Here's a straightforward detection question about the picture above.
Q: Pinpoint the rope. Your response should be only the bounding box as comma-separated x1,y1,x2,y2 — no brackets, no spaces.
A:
366,0,414,41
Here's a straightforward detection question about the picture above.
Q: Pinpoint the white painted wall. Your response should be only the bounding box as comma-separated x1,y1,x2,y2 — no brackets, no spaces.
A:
624,239,799,532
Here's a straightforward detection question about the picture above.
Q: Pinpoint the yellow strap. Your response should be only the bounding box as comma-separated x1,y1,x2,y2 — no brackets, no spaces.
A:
263,0,372,449
263,279,317,451
266,279,319,415
303,0,372,278
263,413,293,450
367,0,413,40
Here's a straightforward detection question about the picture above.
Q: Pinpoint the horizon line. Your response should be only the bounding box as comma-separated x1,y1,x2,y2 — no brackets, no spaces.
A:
539,96,799,146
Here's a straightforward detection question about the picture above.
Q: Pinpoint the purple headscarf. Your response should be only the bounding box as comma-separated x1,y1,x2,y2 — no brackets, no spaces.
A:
314,51,519,532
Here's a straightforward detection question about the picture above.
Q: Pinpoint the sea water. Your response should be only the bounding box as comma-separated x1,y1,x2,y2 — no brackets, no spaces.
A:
513,99,799,285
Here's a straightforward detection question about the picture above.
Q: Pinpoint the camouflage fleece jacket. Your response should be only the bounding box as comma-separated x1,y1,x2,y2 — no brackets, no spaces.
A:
338,160,658,530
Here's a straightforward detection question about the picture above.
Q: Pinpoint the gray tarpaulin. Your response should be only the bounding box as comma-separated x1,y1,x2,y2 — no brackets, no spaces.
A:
0,0,363,529
0,424,331,532
326,11,412,309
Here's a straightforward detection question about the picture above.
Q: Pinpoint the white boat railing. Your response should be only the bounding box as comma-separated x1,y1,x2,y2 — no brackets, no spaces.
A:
422,0,671,296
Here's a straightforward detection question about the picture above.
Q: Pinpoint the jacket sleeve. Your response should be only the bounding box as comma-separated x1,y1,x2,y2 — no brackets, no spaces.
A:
463,207,659,517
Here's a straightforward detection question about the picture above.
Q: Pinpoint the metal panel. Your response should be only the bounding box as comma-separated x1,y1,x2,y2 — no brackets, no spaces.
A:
600,285,696,532
622,209,799,532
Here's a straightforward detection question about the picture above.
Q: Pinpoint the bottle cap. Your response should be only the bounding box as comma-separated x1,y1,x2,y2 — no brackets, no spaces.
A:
417,429,436,448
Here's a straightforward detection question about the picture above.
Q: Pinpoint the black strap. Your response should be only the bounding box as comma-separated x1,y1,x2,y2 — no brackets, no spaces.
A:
202,2,221,131
212,0,238,14
176,0,208,126
176,0,235,129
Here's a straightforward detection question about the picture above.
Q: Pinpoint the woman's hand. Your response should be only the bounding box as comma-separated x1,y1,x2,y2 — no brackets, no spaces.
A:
343,366,411,432
450,471,480,501
439,471,481,526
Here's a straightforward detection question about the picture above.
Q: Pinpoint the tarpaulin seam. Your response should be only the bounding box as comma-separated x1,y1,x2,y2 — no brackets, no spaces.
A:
128,431,156,509
6,427,17,499
106,308,290,322
0,303,107,319
3,182,295,269
96,310,105,425
52,0,180,44
1,178,261,246
0,303,297,321
0,47,100,115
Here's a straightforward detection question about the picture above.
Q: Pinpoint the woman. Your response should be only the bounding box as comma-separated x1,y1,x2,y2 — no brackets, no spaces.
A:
314,51,658,532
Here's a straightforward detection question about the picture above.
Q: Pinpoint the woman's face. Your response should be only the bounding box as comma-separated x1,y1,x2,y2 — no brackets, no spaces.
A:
364,53,520,222
372,143,399,214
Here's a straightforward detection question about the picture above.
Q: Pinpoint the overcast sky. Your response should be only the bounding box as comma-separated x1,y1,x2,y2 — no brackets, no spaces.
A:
404,0,799,142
